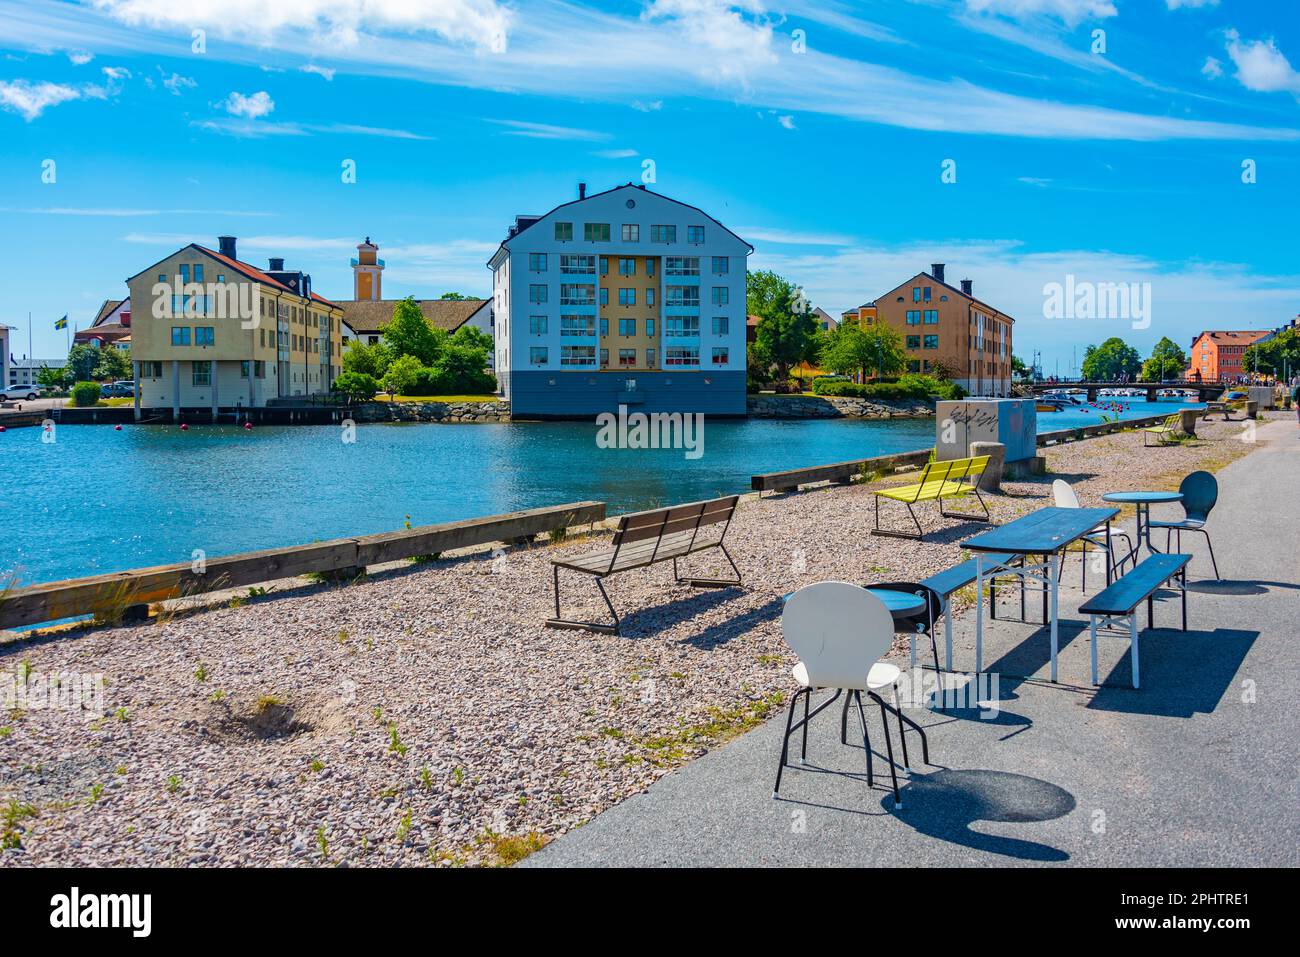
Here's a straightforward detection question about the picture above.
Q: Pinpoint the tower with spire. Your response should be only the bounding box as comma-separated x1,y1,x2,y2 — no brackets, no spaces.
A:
352,237,384,301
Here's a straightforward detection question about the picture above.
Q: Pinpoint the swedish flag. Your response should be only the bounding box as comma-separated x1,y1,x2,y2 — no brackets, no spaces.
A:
54,315,68,330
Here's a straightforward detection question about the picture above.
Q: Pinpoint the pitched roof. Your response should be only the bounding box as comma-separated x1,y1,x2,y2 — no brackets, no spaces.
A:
92,299,124,326
874,271,1014,322
75,323,131,342
126,244,338,307
339,298,488,335
1195,330,1269,344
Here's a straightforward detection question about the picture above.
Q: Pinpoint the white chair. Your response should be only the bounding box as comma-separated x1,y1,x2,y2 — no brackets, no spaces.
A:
1052,479,1133,586
774,582,926,809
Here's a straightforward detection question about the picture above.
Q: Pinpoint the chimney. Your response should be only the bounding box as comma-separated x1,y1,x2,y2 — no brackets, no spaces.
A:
269,257,285,271
931,263,945,284
578,182,586,199
961,278,973,296
218,236,237,260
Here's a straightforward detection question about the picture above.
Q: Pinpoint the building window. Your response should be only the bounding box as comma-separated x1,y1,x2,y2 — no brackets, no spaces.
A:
600,348,609,368
619,348,636,367
651,225,676,243
529,284,548,304
905,310,921,325
665,316,700,337
528,253,547,272
665,346,699,366
180,264,190,283
906,335,921,349
171,326,190,346
711,256,728,275
560,315,597,337
618,257,636,276
646,318,655,336
665,256,699,276
646,347,656,368
924,335,939,349
240,360,250,378
600,318,609,336
530,347,548,366
599,256,609,275
195,327,215,346
924,310,938,324
618,288,636,307
621,224,640,242
619,318,636,337
688,225,705,244
646,259,656,278
560,254,595,274
561,345,597,366
584,223,610,242
254,360,265,378
555,222,573,241
908,360,921,373
711,287,729,307
141,361,163,377
194,264,204,283
712,347,728,365
913,288,921,302
191,361,211,386
529,315,548,335
712,316,729,335
923,287,932,302
599,288,609,306
665,286,700,307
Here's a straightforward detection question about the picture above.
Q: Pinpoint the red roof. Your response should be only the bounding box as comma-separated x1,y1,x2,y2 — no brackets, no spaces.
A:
193,245,339,308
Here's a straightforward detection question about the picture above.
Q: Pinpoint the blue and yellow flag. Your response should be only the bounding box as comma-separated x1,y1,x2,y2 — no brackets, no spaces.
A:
54,315,68,330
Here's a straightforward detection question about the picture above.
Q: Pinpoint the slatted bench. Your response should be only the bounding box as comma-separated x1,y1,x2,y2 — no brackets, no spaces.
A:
1078,553,1190,689
873,455,991,539
546,495,742,635
1142,413,1183,446
919,552,1023,671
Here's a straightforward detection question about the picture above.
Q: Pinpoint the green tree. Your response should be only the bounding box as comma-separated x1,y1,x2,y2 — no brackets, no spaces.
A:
66,344,99,382
746,270,818,382
381,297,447,366
1140,336,1188,381
331,371,379,400
94,347,131,381
450,324,493,353
342,339,391,378
1081,337,1142,381
381,353,426,397
819,322,905,381
1242,328,1300,379
1011,355,1030,379
36,365,69,391
439,292,472,300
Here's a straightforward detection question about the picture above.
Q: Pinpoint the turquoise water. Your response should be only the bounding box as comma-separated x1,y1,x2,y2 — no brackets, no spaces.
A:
1,397,1201,587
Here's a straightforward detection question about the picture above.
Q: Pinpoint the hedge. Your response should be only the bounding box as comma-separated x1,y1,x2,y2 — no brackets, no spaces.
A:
812,374,964,402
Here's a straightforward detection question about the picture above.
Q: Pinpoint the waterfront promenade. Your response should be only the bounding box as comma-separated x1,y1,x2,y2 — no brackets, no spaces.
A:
529,416,1300,867
0,413,1290,866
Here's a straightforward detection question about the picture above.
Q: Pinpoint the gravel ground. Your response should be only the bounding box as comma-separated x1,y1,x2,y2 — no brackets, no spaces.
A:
0,413,1274,867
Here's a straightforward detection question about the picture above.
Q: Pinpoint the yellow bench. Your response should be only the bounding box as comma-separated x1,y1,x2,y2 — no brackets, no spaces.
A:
1142,414,1183,447
872,455,992,539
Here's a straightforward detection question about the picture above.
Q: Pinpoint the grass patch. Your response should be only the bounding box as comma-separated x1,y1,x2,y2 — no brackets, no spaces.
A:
1,801,38,849
475,828,549,866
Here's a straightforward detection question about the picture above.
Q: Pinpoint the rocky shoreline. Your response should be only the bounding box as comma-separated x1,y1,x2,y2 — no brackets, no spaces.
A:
747,394,933,419
354,400,511,423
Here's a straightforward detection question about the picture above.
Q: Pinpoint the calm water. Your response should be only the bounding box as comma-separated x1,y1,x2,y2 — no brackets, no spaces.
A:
1,397,1200,586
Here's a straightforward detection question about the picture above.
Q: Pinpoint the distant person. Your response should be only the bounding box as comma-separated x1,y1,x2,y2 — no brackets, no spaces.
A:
1294,381,1300,431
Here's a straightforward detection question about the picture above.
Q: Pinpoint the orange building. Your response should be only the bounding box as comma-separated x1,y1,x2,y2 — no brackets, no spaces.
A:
1187,330,1268,382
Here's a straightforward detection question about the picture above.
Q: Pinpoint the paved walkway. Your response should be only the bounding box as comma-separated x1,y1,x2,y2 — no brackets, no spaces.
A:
528,419,1300,867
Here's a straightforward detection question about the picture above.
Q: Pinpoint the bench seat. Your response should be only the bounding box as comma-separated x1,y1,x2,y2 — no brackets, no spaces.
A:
1079,553,1190,688
552,529,717,574
919,552,1019,597
872,455,992,539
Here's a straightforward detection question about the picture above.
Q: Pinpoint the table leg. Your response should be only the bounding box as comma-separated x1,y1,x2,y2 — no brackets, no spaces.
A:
944,602,953,672
1049,553,1059,683
1105,521,1113,586
975,554,985,675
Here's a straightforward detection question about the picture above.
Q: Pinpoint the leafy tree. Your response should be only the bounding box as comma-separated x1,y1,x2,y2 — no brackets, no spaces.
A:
94,347,131,381
451,324,493,353
381,353,426,397
435,344,496,393
746,270,818,382
819,322,905,381
1081,337,1142,381
70,381,101,407
381,297,448,366
66,344,99,382
36,365,69,391
439,292,472,300
1011,355,1030,379
331,371,379,400
1140,336,1188,381
342,339,392,378
1242,328,1300,379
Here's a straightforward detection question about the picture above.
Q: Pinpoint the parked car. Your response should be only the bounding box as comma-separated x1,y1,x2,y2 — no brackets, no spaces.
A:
100,381,136,398
0,385,40,402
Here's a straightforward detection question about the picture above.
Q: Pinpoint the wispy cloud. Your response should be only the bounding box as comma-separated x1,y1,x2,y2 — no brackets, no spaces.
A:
963,1,1117,27
0,79,83,120
1224,29,1300,96
161,71,196,95
488,119,609,141
4,206,273,217
592,148,638,158
195,117,433,139
300,63,335,81
737,226,857,246
219,89,275,118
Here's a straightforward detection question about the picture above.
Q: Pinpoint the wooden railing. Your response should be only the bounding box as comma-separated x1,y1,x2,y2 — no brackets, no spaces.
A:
0,502,605,630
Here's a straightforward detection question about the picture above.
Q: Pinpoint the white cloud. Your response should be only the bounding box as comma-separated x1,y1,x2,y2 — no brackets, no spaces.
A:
220,89,275,118
592,148,639,158
736,226,856,246
67,50,93,64
161,71,196,95
488,119,610,141
0,79,84,120
776,113,796,129
301,63,335,80
1224,29,1300,96
100,65,130,80
93,0,512,53
195,117,431,139
642,0,777,85
964,0,1117,27
1201,57,1222,79
1018,176,1053,186
631,99,663,112
1166,0,1218,9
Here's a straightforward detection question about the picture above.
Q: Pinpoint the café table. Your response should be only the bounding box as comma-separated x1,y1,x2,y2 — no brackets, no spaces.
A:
961,506,1119,681
1101,490,1183,571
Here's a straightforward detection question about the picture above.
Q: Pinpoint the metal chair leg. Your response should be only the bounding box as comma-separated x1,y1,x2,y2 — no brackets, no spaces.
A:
800,690,810,763
1201,530,1221,579
891,684,910,771
852,691,874,787
773,689,803,798
867,692,902,809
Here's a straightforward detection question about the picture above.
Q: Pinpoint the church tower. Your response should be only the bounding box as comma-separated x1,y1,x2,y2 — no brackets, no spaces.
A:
352,237,383,300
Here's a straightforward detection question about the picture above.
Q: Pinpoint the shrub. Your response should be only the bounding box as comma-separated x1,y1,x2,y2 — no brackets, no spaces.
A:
331,371,379,400
811,374,965,402
70,381,102,407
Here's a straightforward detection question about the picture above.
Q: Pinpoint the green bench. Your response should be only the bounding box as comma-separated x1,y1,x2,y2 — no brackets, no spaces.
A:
872,455,991,539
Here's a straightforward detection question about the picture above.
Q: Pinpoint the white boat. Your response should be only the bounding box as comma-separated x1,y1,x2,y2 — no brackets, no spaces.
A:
1042,390,1084,405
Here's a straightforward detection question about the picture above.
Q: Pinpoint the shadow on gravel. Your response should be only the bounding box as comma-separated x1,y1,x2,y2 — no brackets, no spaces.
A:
892,768,1076,862
616,585,750,640
1088,627,1257,718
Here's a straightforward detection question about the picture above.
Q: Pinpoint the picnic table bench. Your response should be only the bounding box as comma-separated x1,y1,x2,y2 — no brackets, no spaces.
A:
546,495,741,635
1079,553,1190,688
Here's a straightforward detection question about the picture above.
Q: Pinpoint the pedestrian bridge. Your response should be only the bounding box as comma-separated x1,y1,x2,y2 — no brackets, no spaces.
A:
1029,381,1229,402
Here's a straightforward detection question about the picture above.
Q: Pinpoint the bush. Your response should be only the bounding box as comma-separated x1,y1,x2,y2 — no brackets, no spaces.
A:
70,381,102,407
331,371,379,400
811,374,965,402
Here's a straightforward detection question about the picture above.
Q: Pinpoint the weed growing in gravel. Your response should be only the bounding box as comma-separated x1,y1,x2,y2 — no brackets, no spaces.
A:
452,767,465,785
227,595,247,609
88,783,104,804
408,553,441,564
1,801,38,849
476,828,548,866
396,809,413,844
194,663,209,683
316,826,330,860
419,766,433,790
115,707,129,722
372,706,383,722
756,654,782,665
166,775,181,794
209,689,226,702
0,726,11,738
388,724,408,756
17,660,32,684
115,765,128,775
548,527,568,543
255,695,286,713
247,587,268,598
309,758,325,773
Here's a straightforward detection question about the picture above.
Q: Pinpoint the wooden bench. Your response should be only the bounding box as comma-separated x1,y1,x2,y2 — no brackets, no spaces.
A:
1141,413,1183,446
546,495,741,635
1078,553,1190,688
1203,401,1238,422
872,455,991,539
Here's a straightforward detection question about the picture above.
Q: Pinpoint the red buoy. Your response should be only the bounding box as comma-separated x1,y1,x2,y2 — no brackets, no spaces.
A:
0,425,6,433
114,424,122,431
180,423,189,431
244,422,253,430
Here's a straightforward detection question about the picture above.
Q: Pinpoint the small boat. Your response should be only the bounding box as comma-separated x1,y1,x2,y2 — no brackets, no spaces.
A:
1041,390,1083,405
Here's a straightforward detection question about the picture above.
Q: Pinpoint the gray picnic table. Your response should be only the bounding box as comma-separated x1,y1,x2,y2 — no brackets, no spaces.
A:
960,506,1119,681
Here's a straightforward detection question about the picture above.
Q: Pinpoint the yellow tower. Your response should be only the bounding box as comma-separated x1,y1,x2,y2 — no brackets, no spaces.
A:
352,237,384,300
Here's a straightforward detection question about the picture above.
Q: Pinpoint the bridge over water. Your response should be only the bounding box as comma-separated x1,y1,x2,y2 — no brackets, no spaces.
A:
1029,381,1228,402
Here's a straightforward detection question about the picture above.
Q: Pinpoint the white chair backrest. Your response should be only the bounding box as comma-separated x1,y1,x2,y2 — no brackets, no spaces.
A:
782,582,895,691
1052,479,1081,509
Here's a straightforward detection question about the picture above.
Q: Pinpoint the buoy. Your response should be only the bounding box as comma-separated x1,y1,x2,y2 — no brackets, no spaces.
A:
114,424,122,431
180,423,189,431
0,425,6,433
244,422,253,430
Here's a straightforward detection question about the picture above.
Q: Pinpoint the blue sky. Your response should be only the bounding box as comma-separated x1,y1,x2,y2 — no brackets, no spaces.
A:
1,0,1297,374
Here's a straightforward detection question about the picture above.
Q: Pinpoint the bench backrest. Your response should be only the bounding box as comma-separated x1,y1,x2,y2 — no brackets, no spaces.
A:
894,455,989,503
608,495,739,568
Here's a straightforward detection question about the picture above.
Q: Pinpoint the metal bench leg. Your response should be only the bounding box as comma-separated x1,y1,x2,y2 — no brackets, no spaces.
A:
873,498,925,539
677,542,742,588
545,567,621,635
1130,615,1140,689
1181,568,1188,631
1090,615,1099,686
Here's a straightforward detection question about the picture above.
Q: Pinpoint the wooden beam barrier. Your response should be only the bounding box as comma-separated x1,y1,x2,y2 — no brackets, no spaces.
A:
752,448,934,493
0,501,606,630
